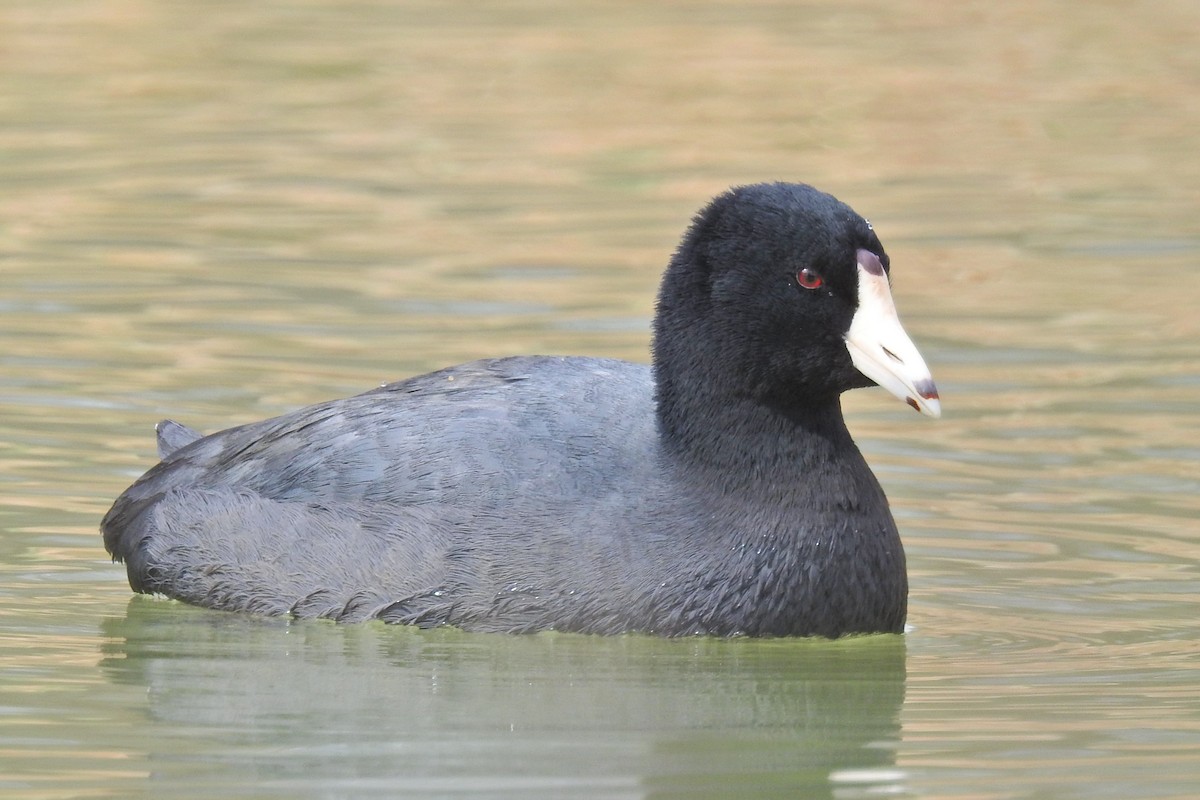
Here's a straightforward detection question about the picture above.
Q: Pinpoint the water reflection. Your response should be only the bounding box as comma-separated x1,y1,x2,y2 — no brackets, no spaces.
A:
100,599,907,798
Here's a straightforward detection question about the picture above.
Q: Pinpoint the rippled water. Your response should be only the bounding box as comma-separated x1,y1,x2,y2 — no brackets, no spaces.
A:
2,1,1198,798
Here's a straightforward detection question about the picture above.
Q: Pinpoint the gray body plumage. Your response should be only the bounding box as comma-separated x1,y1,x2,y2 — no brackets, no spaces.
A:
102,182,928,637
104,356,903,636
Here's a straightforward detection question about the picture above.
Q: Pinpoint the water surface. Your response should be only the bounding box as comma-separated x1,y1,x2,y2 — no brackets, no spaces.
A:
2,1,1198,798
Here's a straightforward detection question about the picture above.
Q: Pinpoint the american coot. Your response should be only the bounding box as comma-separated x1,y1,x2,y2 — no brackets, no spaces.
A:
102,182,940,638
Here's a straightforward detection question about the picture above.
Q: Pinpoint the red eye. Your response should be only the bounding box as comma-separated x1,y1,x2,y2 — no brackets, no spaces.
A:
797,268,824,290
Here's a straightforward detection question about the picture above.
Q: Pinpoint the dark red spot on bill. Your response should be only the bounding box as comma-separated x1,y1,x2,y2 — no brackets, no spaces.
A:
856,249,885,276
914,379,939,400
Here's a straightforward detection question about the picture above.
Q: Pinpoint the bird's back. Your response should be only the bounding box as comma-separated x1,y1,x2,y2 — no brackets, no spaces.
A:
102,356,664,627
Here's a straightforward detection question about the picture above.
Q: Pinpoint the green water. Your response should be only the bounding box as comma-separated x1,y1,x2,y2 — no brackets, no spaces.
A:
2,1,1198,797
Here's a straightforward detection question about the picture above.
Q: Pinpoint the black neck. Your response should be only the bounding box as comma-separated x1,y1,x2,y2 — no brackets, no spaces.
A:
654,371,862,495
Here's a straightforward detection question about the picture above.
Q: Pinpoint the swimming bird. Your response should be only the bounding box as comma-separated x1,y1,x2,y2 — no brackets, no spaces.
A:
102,182,940,637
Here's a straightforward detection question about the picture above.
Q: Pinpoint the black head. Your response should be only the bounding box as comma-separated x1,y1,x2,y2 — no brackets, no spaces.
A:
652,182,939,460
654,183,887,407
